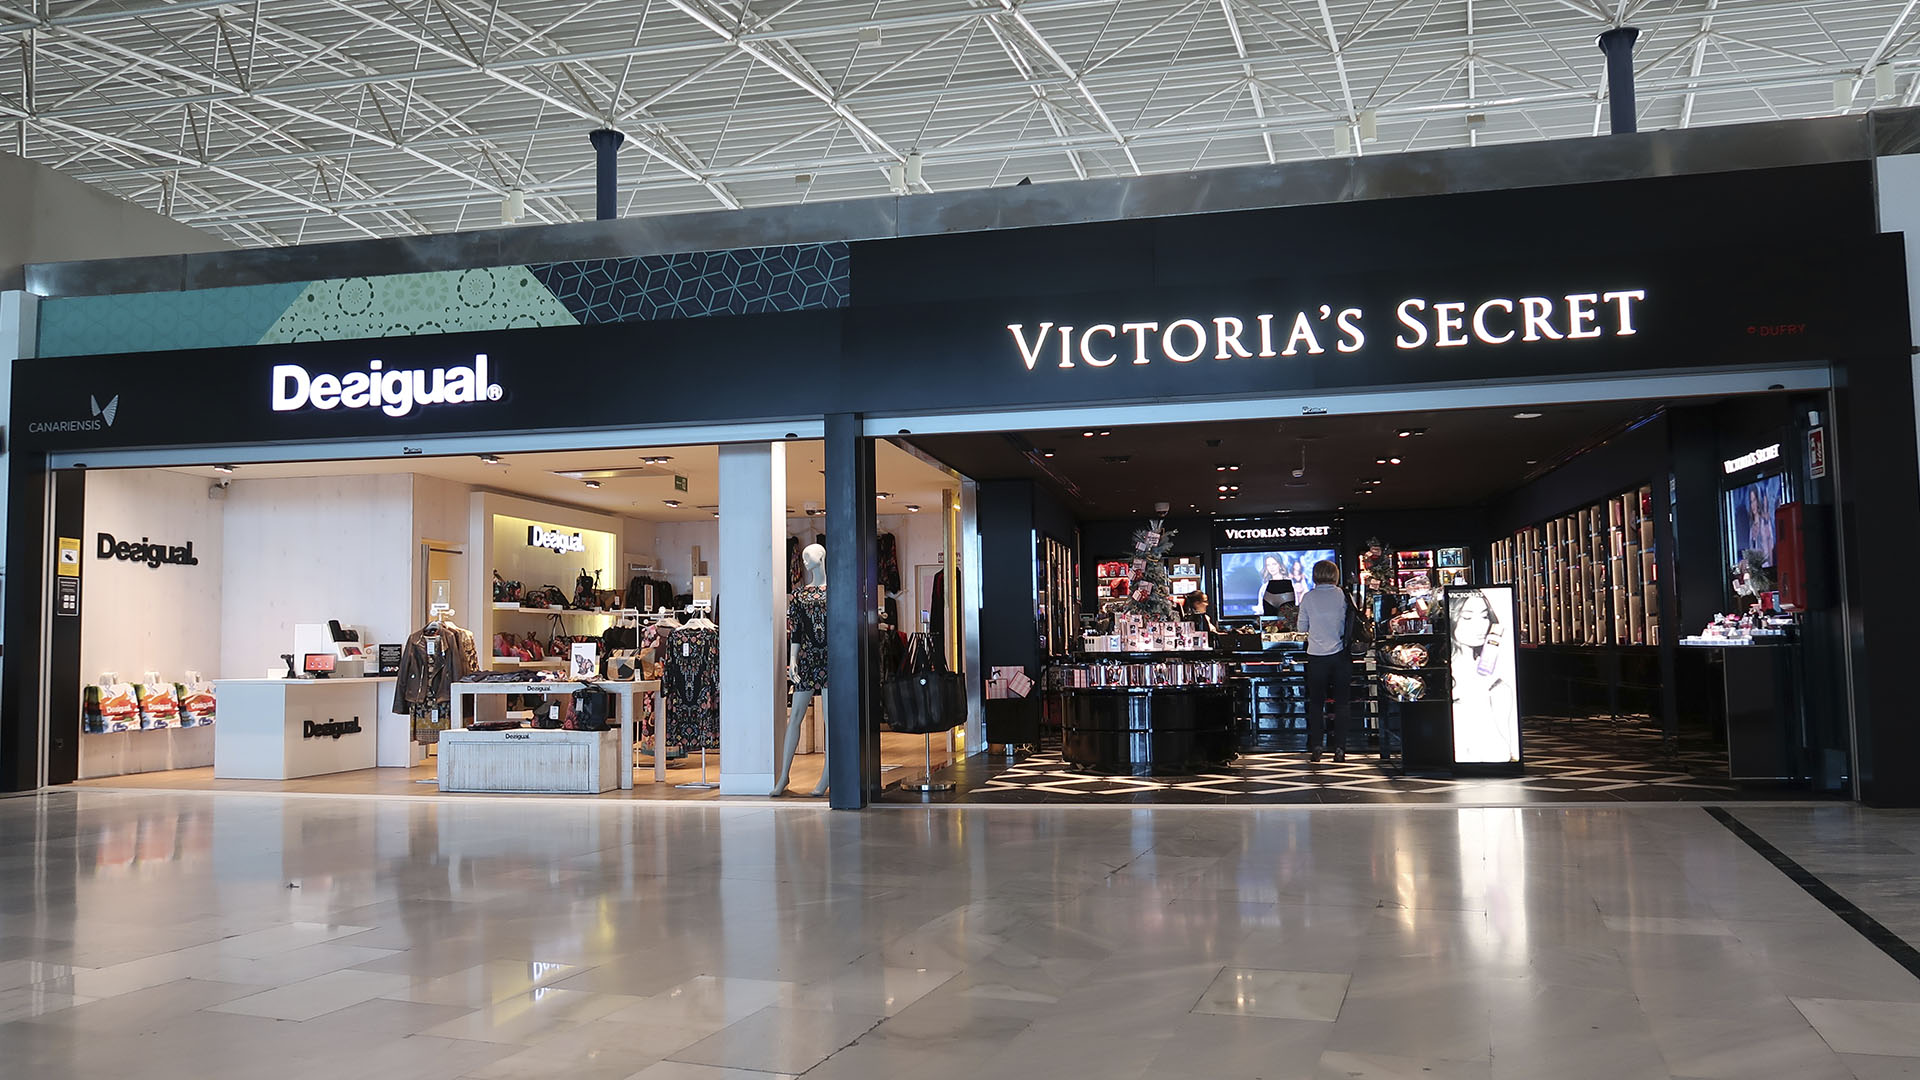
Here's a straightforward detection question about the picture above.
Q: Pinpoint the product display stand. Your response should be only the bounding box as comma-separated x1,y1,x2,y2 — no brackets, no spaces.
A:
674,747,718,789
447,679,663,788
904,731,955,792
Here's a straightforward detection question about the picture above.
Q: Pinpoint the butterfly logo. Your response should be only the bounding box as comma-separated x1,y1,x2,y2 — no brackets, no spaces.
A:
90,394,119,427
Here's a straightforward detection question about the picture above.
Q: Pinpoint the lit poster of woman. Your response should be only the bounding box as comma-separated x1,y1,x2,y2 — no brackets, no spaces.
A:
1445,586,1520,765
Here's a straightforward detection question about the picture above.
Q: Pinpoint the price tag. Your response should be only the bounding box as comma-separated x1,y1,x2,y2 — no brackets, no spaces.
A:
683,643,691,657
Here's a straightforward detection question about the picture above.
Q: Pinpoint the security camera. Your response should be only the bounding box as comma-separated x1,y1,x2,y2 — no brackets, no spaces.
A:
208,480,230,501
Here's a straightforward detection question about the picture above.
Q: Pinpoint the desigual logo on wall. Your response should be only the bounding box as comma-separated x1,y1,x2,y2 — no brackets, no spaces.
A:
28,393,119,434
271,353,503,418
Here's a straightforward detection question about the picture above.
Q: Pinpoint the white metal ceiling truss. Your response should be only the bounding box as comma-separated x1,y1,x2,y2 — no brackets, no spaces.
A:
2,0,1915,247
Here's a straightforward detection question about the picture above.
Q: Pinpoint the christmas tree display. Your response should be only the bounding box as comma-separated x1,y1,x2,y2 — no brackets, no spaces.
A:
1116,518,1178,620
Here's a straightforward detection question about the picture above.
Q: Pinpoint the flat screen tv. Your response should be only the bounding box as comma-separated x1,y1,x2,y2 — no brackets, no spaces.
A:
1725,472,1786,568
1217,548,1338,618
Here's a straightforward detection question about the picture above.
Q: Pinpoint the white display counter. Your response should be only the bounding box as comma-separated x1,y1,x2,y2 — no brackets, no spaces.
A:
213,676,402,780
439,728,623,793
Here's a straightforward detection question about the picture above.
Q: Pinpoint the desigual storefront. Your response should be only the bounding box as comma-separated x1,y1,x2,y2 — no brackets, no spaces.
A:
7,130,1920,807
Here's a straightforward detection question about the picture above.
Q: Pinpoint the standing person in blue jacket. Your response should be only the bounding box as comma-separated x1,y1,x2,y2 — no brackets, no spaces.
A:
1296,559,1352,763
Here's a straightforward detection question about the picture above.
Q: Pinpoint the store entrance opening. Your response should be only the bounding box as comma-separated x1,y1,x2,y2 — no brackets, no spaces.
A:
53,440,964,800
892,389,1847,805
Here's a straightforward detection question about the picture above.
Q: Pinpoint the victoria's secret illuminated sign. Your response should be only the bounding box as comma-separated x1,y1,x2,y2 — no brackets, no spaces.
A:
1009,290,1646,370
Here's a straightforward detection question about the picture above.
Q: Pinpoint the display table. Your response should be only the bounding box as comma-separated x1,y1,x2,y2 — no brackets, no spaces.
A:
1679,641,1802,780
439,728,623,793
1062,685,1236,775
213,676,400,780
448,680,662,789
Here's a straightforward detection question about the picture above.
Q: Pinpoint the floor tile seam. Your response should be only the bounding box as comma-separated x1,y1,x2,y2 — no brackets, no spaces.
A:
1704,807,1920,986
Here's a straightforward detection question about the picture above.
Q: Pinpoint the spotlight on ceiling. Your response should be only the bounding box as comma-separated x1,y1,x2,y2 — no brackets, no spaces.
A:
212,464,236,473
906,504,921,512
876,492,892,500
1040,448,1056,458
1389,457,1402,465
1513,412,1543,420
663,499,681,507
477,454,501,465
583,480,602,488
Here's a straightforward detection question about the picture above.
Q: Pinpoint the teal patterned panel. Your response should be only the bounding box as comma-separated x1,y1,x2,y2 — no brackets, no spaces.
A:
37,281,309,358
260,267,578,342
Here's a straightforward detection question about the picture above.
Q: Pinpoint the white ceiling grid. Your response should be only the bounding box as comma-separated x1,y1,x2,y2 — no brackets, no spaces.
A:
2,0,1914,248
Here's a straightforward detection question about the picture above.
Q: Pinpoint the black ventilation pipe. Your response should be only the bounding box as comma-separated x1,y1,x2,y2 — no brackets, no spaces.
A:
1596,27,1641,134
589,128,625,220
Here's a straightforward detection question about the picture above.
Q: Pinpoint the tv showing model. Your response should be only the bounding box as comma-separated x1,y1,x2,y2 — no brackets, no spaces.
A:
1726,472,1786,568
1217,548,1337,618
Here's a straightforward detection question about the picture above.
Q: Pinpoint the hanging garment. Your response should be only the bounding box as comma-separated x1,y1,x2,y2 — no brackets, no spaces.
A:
929,570,946,651
788,584,829,691
393,622,476,716
877,532,902,594
662,624,719,750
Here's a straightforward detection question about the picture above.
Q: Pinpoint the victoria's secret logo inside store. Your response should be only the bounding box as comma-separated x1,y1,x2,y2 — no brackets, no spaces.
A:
1008,290,1647,370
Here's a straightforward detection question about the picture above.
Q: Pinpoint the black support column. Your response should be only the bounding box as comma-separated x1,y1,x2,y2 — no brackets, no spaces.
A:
588,128,624,221
1596,27,1641,135
825,413,879,808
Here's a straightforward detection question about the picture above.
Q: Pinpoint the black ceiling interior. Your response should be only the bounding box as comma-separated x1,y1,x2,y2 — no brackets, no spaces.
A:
906,401,1678,518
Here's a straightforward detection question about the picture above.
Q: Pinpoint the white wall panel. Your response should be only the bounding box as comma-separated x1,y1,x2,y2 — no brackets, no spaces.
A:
219,474,414,680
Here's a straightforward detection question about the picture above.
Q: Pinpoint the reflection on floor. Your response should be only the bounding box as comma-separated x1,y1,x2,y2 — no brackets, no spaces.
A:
71,732,954,801
4,792,1916,1080
888,717,1823,805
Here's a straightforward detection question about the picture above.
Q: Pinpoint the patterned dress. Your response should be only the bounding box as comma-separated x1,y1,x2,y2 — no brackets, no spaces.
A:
789,584,829,691
662,625,719,749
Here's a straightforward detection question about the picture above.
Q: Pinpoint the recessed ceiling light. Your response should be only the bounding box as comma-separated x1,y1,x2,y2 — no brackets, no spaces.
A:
1525,458,1539,465
1389,457,1401,465
476,454,501,465
662,499,680,507
1513,412,1543,419
212,464,236,473
641,455,674,464
1219,484,1230,492
712,512,720,518
1082,430,1096,437
583,480,602,488
1375,458,1388,465
876,491,891,499
1041,449,1056,458
906,504,920,512
1098,430,1111,436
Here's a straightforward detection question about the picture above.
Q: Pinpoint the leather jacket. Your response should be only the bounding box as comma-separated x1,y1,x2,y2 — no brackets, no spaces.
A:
392,623,478,713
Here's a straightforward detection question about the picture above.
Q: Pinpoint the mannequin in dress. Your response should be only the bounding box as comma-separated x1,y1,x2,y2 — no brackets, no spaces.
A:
773,543,829,796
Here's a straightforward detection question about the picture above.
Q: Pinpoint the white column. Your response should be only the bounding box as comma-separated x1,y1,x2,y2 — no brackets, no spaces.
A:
718,442,785,794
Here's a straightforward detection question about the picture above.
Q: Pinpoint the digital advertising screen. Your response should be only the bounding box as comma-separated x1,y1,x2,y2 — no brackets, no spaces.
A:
1217,548,1337,618
1726,472,1786,568
1445,585,1520,766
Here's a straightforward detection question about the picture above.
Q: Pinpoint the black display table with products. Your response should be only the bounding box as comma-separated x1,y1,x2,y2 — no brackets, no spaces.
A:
1057,654,1235,775
1680,640,1804,780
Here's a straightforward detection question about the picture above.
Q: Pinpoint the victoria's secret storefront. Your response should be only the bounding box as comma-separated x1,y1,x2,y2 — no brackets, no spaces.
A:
7,160,1920,806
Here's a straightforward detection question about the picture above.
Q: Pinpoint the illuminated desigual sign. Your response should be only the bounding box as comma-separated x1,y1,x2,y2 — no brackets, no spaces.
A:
1008,290,1646,370
272,353,502,417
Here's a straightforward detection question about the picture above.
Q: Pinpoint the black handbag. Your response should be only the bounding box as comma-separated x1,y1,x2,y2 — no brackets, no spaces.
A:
565,685,612,730
883,634,966,736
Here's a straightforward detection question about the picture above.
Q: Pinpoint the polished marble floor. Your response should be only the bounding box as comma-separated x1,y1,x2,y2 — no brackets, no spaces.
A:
894,716,1804,805
2,790,1917,1079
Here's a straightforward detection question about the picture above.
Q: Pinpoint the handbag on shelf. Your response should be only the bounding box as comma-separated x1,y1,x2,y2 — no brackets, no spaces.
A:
882,633,966,736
